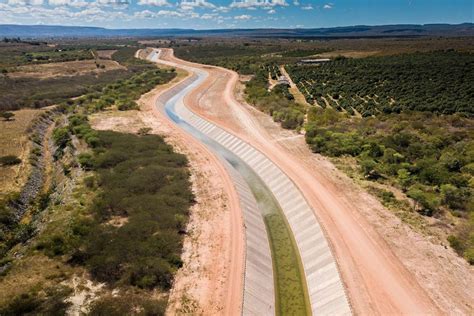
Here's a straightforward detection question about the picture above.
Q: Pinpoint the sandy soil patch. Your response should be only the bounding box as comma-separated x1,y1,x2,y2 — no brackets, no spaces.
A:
315,50,380,59
9,59,125,79
0,108,42,198
95,50,117,59
279,65,312,107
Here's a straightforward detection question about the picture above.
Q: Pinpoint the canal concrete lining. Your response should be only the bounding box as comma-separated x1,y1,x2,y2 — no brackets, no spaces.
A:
149,49,352,315
226,162,275,316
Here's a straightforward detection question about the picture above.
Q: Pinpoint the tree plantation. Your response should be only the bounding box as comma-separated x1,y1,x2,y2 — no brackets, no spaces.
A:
286,51,474,116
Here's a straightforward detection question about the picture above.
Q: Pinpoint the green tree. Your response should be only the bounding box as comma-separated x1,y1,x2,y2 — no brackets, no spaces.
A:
407,185,440,216
52,127,70,149
397,168,412,189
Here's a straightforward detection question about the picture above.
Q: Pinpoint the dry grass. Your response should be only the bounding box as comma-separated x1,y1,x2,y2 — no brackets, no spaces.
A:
95,50,117,59
0,254,74,306
0,109,42,197
9,59,125,79
89,109,145,133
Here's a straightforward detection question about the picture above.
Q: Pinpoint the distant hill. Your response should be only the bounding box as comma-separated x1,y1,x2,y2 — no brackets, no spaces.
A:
0,23,473,39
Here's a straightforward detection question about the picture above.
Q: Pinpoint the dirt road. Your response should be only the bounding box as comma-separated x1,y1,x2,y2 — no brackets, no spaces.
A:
154,48,473,315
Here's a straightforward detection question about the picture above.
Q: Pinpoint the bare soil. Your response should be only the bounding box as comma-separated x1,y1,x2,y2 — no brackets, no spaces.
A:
279,65,312,107
95,50,117,59
315,50,380,58
9,59,124,79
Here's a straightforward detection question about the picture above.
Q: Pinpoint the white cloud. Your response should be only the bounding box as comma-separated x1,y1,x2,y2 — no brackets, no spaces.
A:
137,0,170,6
48,0,88,7
301,4,312,10
200,12,218,19
293,0,299,5
323,3,333,9
179,0,215,10
134,9,155,17
8,0,43,5
230,0,288,9
234,14,251,20
213,5,229,12
97,0,129,6
156,9,184,16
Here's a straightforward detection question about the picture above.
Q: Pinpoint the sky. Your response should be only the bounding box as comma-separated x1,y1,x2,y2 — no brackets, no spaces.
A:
0,0,472,29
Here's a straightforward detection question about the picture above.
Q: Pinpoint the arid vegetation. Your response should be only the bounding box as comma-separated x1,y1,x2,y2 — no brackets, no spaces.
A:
0,42,188,314
0,41,159,111
305,109,474,262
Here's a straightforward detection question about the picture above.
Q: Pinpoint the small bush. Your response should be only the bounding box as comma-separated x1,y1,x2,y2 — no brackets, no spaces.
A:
0,112,14,121
117,100,138,111
78,153,94,170
0,155,21,166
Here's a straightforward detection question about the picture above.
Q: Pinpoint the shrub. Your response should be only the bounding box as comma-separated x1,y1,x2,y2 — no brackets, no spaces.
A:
0,155,21,166
407,185,440,216
60,131,194,291
0,111,14,121
117,100,138,111
0,286,72,315
52,127,70,149
78,153,94,169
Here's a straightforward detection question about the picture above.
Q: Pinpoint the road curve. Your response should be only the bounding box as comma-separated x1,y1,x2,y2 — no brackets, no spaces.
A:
148,48,353,315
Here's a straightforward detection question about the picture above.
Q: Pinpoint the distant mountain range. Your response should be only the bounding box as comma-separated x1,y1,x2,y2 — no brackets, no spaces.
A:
0,23,473,39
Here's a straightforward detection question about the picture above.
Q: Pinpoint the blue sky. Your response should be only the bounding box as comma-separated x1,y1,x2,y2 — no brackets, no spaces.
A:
0,0,472,29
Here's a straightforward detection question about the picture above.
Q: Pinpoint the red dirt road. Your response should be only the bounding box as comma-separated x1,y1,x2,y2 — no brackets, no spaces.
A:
155,49,467,315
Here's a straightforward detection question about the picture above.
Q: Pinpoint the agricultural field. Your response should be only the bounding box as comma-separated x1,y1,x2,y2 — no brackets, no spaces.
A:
286,51,474,115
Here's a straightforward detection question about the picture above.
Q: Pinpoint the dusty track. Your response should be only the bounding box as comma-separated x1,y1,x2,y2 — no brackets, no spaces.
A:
154,49,465,315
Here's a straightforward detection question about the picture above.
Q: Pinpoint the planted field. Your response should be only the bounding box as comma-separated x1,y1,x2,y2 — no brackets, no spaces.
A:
287,51,474,115
246,66,305,130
